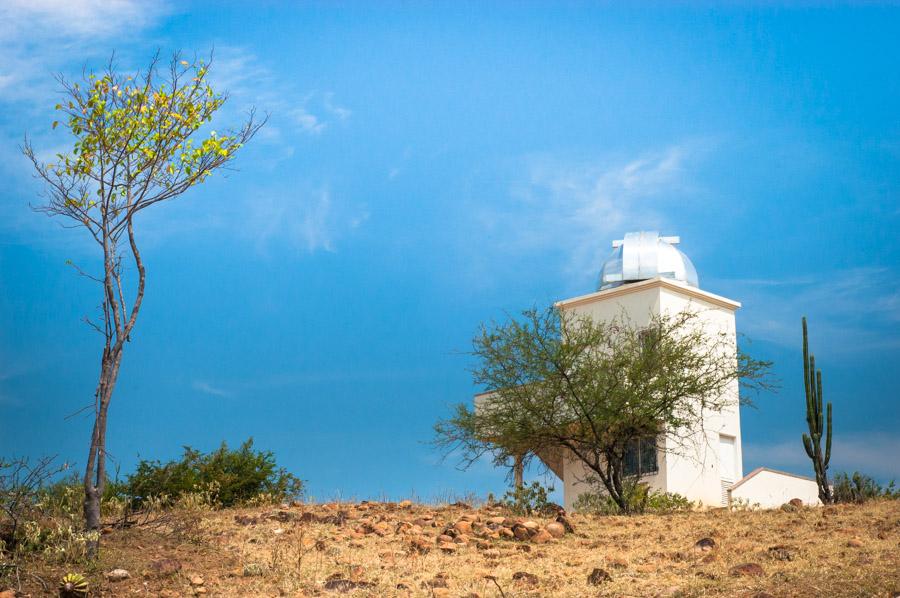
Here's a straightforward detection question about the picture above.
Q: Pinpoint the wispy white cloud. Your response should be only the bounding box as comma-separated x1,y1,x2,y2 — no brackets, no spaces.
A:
744,433,900,480
712,267,900,353
323,92,352,122
477,143,706,281
191,380,233,398
240,187,369,254
0,0,169,103
287,107,326,135
208,46,350,140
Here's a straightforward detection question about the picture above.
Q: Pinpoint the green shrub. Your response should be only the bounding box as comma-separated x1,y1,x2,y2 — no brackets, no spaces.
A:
833,472,898,504
125,439,302,508
573,480,693,515
497,481,557,516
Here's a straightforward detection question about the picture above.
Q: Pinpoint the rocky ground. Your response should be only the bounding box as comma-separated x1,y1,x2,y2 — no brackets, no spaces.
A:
8,499,900,597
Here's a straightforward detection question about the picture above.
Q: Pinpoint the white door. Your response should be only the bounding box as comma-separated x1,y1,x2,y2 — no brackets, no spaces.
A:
719,435,736,505
719,435,736,480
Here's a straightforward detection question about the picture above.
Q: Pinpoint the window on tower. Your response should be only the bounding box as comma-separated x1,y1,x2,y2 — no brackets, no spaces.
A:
623,437,659,477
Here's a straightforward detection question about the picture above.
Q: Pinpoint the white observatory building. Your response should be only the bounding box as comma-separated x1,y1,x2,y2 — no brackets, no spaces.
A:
501,232,820,510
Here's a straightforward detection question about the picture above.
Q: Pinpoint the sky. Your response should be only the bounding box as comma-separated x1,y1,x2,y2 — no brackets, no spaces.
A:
1,1,899,502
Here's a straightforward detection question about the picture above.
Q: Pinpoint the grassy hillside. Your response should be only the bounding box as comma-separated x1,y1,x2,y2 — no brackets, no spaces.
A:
10,499,900,597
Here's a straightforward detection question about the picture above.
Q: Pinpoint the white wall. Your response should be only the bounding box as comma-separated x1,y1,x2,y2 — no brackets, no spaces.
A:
729,468,821,508
557,278,742,509
657,286,742,507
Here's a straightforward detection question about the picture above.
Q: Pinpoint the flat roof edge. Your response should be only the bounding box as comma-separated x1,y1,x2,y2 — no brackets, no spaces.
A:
555,277,741,311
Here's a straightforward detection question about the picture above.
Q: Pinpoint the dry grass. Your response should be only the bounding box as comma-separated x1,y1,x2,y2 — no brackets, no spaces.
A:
11,499,900,597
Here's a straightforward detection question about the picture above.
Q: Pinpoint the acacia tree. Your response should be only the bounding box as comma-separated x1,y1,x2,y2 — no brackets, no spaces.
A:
435,307,773,513
23,53,263,555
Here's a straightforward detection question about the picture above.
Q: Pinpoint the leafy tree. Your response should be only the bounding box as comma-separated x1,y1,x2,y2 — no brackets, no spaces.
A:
436,306,773,514
23,53,264,556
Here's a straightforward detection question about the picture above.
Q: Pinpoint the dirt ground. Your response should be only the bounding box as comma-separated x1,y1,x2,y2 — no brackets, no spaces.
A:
11,499,900,597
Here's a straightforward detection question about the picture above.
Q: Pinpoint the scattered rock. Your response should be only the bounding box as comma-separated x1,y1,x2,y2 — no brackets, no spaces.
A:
234,514,258,525
729,563,765,577
780,502,799,512
150,558,182,577
545,521,566,538
587,568,612,585
789,498,804,508
422,575,448,589
398,500,413,508
432,589,451,598
437,534,454,544
847,538,864,548
693,537,716,551
454,520,473,535
768,545,796,561
512,525,531,541
512,571,539,585
556,514,576,534
754,593,776,598
189,575,204,586
0,590,16,598
105,569,130,582
323,578,374,592
530,529,553,544
409,537,431,554
270,510,293,522
607,557,628,569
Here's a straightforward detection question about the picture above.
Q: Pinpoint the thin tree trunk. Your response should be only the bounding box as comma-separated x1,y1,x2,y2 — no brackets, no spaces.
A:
513,454,524,489
83,347,122,558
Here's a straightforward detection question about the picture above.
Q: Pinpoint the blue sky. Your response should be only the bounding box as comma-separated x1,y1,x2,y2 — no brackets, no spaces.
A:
1,2,898,500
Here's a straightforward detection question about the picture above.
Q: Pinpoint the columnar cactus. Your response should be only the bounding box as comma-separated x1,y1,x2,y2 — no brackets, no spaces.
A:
801,317,834,504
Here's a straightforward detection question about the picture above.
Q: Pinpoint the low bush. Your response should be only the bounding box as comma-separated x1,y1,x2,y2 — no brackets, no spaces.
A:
125,438,302,507
573,480,693,515
833,472,898,504
495,481,557,516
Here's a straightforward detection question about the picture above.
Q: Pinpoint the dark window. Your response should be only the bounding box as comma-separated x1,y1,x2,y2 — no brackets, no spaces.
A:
623,437,658,477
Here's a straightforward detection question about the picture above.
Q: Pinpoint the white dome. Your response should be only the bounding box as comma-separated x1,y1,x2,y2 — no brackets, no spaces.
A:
598,231,698,291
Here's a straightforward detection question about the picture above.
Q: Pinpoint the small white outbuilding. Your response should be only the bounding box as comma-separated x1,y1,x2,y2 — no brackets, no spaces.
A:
483,232,820,510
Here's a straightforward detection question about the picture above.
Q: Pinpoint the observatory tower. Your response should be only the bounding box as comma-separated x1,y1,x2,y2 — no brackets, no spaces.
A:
550,231,744,509
476,231,822,508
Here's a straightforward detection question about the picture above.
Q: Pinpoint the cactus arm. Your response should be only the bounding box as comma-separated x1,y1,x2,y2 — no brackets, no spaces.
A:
824,402,832,468
802,433,815,459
